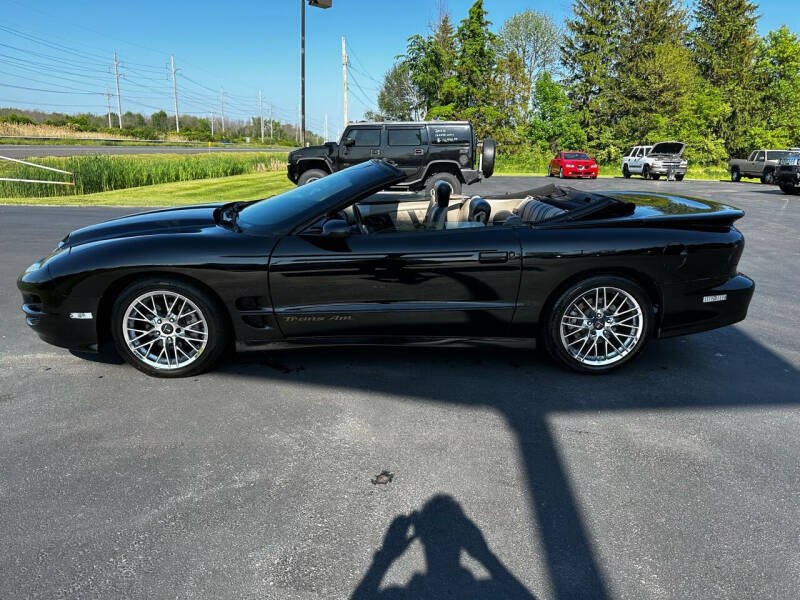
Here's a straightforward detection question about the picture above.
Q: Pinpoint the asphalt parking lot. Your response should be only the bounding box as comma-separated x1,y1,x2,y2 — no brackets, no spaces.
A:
1,176,798,599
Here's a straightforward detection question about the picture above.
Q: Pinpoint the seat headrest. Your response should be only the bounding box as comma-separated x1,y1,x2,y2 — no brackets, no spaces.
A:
432,181,451,208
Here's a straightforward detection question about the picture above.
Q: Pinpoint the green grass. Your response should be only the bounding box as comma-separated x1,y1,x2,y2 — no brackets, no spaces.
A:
0,171,293,206
0,152,288,197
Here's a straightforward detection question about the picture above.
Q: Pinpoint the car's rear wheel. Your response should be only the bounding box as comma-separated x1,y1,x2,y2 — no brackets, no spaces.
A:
544,276,651,374
298,168,327,186
761,169,775,185
111,278,229,378
622,164,631,178
675,174,684,181
731,167,741,182
559,167,565,179
424,172,461,196
642,165,651,180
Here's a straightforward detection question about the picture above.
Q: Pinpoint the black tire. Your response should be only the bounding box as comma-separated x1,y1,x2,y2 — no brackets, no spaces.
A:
675,174,684,181
780,184,800,195
424,172,461,196
548,167,554,177
559,167,565,179
622,164,631,178
111,278,230,378
731,168,741,182
543,275,652,374
651,173,661,180
481,138,496,178
761,169,774,185
297,168,328,186
642,165,651,180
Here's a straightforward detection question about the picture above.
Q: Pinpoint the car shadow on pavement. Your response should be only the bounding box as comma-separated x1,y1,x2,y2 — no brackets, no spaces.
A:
222,325,798,599
350,494,537,600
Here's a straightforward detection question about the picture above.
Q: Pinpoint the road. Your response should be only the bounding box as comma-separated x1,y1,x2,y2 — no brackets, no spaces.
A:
1,177,799,599
0,144,290,158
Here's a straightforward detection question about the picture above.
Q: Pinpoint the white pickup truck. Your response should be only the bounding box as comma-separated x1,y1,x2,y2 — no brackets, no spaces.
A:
621,142,688,181
728,149,794,184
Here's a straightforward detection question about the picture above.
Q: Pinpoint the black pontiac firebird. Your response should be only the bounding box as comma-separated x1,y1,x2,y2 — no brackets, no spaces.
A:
18,160,754,377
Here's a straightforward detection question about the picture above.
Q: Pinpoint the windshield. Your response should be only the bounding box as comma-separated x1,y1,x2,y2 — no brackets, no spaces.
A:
237,161,399,234
767,151,791,161
564,152,590,160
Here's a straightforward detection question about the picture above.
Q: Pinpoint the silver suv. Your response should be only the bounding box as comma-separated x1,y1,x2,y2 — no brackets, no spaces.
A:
622,142,688,181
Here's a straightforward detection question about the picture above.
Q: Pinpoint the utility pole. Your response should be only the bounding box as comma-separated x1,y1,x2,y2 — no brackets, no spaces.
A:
300,0,305,146
113,51,122,129
170,54,180,133
104,89,112,128
324,113,328,142
341,36,348,126
210,110,214,136
220,90,226,134
296,103,300,143
269,104,273,140
259,90,264,143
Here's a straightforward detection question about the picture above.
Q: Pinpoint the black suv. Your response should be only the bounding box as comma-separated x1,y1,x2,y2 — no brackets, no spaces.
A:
776,150,800,195
286,120,495,194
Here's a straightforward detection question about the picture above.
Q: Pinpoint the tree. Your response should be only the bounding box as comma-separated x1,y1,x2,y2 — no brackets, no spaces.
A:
612,0,695,145
748,26,800,148
560,0,623,148
497,10,561,112
691,0,760,155
528,73,587,153
151,110,168,132
404,33,451,114
376,62,422,120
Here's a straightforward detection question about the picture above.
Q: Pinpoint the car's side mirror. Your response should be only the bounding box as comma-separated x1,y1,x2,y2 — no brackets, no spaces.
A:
322,219,350,237
344,137,355,147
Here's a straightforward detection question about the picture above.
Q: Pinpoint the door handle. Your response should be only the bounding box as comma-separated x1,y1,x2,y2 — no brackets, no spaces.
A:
479,251,508,263
414,148,424,155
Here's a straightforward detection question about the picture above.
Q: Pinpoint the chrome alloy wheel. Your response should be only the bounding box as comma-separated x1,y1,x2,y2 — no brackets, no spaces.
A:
559,286,644,367
121,290,208,370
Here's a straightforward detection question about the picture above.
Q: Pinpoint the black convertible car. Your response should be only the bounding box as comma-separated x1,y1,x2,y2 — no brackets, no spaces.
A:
18,160,754,377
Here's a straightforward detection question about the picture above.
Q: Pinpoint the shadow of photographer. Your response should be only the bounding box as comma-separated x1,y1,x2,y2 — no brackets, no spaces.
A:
351,494,536,599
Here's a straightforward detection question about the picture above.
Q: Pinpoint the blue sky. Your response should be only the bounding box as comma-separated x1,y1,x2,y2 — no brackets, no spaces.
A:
1,0,796,138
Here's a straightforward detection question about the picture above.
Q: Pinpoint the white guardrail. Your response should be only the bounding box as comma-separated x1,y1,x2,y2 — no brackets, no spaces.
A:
0,155,74,186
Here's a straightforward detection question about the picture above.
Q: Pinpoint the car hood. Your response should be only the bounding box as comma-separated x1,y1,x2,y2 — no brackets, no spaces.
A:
649,142,685,156
289,142,337,160
63,203,224,247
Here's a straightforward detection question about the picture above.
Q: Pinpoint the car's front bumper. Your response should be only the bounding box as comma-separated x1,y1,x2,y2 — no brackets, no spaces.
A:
18,268,100,352
649,165,688,176
563,167,598,178
657,273,754,338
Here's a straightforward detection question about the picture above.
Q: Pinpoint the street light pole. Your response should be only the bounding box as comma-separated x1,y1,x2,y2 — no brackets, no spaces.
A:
301,1,332,148
300,0,305,146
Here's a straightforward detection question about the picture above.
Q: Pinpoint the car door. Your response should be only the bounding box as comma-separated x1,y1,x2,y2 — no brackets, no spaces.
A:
382,126,427,181
751,151,765,177
339,126,382,170
268,221,522,339
629,147,642,173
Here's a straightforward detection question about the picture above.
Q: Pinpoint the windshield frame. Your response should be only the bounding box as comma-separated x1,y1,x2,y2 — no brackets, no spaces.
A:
236,160,404,236
563,152,591,161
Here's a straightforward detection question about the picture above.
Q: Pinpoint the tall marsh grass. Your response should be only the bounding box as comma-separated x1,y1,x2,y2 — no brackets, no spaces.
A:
0,152,288,197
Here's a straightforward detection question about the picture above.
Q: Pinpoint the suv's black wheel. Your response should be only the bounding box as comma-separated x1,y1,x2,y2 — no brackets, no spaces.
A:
424,172,461,196
761,169,775,185
731,167,741,182
298,168,327,186
111,278,230,378
622,164,631,178
675,174,684,181
780,184,800,195
642,165,651,180
543,275,652,374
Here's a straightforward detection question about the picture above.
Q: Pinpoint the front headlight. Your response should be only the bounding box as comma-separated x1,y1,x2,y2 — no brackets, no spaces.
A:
680,160,688,166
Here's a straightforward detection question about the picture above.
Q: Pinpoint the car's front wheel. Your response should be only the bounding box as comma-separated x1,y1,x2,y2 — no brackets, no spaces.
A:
622,164,631,178
731,168,741,182
761,169,775,185
780,184,800,195
111,278,229,377
544,276,651,374
297,168,327,186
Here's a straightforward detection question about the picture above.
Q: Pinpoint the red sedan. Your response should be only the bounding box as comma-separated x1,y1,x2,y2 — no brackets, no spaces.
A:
548,151,598,179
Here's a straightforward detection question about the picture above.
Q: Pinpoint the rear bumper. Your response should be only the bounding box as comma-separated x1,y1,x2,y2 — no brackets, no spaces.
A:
657,274,754,338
